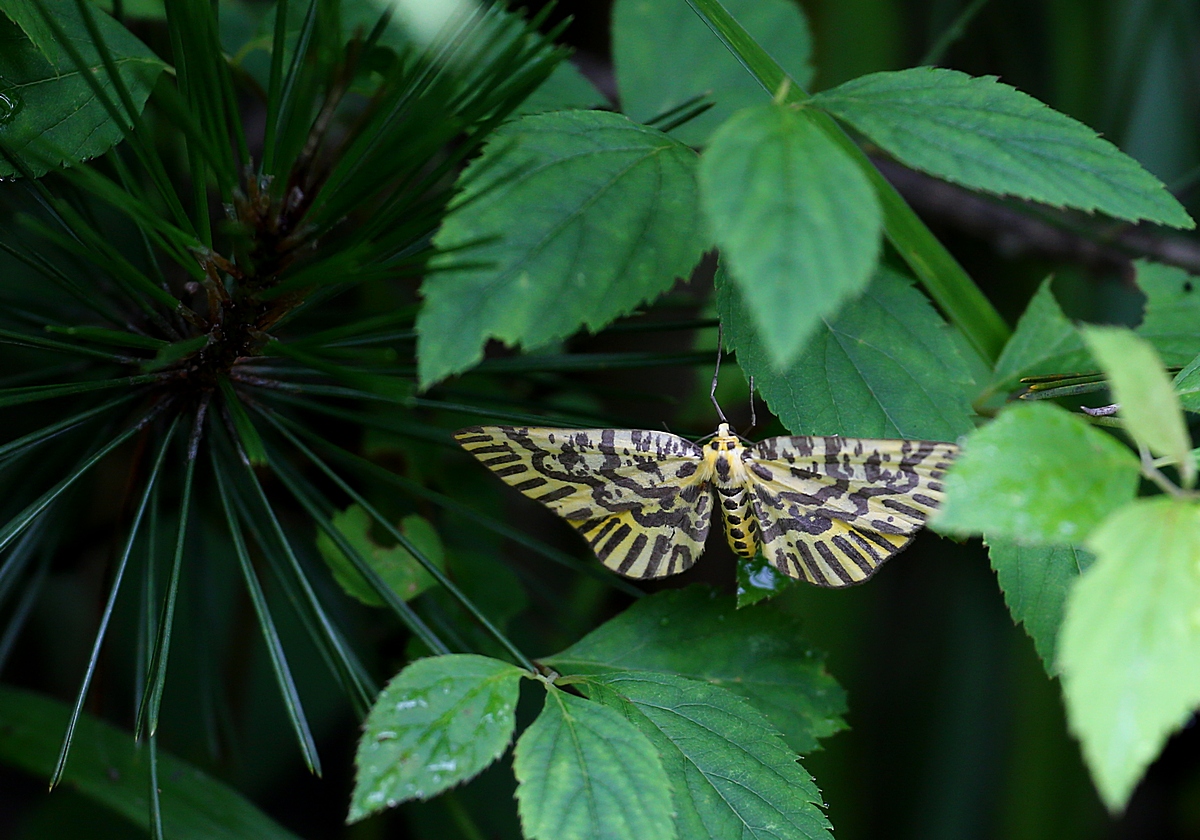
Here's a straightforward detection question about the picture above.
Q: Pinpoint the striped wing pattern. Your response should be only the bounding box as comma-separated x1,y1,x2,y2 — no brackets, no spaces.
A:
454,426,712,578
456,424,957,587
748,435,958,586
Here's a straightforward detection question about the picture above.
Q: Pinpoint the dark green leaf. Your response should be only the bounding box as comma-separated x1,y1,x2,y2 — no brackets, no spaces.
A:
1060,498,1200,811
517,59,607,115
811,68,1194,229
513,686,675,840
1136,261,1200,366
315,507,445,606
0,0,165,177
985,539,1094,676
701,105,880,368
932,401,1140,543
613,0,812,145
417,110,707,386
586,671,832,840
1083,326,1194,485
0,685,300,839
545,585,846,754
990,277,1090,392
718,265,976,439
736,553,794,608
349,654,526,822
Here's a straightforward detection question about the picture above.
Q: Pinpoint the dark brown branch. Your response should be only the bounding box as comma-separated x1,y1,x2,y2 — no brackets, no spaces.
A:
872,155,1200,279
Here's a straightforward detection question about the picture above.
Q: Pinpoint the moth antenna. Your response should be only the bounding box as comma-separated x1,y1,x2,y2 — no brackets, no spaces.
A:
711,324,728,424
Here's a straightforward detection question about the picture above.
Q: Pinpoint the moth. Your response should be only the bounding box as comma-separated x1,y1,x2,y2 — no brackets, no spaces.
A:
455,422,959,587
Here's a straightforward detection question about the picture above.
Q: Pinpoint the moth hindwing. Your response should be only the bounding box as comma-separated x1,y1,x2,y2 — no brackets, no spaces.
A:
454,423,958,587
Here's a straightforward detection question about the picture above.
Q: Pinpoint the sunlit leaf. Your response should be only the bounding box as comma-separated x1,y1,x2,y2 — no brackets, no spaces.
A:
701,104,880,368
1082,326,1194,485
933,401,1140,543
1060,498,1200,811
513,686,675,840
349,654,525,822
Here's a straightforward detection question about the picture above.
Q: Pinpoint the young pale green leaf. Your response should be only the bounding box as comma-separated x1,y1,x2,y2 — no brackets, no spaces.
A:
417,110,706,386
1175,352,1200,413
717,265,976,440
517,59,608,115
1060,498,1200,812
990,277,1090,392
349,654,526,822
0,685,299,839
586,672,833,840
701,104,881,369
811,67,1194,229
613,0,812,145
985,539,1095,676
932,401,1140,543
1082,326,1194,486
315,507,445,606
513,686,676,840
544,585,845,754
1136,261,1200,365
0,0,166,177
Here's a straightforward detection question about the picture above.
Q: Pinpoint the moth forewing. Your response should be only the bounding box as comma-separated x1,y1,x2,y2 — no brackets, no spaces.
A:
453,425,712,578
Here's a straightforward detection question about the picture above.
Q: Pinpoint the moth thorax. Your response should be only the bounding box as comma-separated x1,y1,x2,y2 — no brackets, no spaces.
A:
717,485,759,558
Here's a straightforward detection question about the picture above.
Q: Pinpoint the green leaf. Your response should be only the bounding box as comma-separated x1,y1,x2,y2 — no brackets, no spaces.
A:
1059,498,1200,811
985,539,1095,676
1083,326,1194,485
613,0,812,145
717,264,976,440
349,654,525,822
513,686,675,840
586,671,833,840
316,506,445,606
736,553,794,607
517,59,607,115
0,685,300,839
0,0,166,177
417,110,707,386
545,585,845,754
990,277,1090,392
932,401,1141,543
1174,351,1200,413
1135,261,1200,366
680,0,1010,366
701,104,881,368
811,67,1194,229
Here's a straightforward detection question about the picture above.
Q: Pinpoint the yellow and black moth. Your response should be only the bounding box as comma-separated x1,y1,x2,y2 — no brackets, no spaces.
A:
454,423,959,587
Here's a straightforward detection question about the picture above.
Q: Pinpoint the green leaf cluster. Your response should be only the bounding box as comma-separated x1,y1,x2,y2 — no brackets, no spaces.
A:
935,309,1200,811
351,588,841,839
